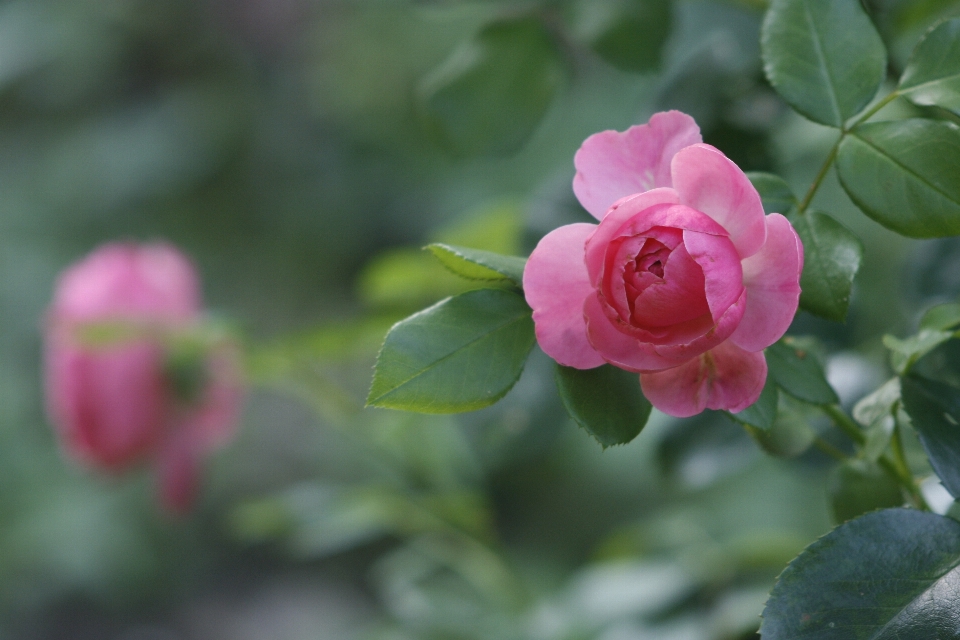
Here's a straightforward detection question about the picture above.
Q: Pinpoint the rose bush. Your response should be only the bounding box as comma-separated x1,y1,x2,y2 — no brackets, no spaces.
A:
44,242,244,513
523,111,803,417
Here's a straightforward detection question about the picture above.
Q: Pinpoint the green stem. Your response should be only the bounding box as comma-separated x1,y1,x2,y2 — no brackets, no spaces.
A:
822,404,865,445
813,436,849,461
848,91,900,129
796,134,843,214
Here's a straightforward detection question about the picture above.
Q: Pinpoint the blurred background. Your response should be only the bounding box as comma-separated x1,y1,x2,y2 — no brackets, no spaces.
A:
1,0,959,638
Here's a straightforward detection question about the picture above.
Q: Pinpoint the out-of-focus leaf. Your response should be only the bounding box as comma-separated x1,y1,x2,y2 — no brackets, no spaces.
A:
367,289,535,413
920,302,960,331
760,0,886,127
836,119,960,238
883,330,954,375
727,377,779,431
747,172,797,215
571,0,672,73
787,210,862,322
761,509,960,639
426,243,526,285
766,338,839,405
555,364,652,448
829,459,904,523
901,375,960,498
899,17,960,113
418,15,565,156
435,200,524,256
744,394,816,457
853,377,901,426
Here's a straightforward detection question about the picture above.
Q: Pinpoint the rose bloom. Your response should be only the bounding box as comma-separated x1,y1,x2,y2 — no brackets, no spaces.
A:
523,111,803,417
44,242,244,513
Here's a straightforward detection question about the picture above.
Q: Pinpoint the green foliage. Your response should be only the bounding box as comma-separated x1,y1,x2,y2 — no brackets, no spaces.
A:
426,243,526,285
570,0,672,73
829,459,904,523
368,289,535,413
899,17,960,113
836,119,960,238
554,364,652,448
744,394,817,458
761,509,960,639
787,210,863,322
761,0,886,127
728,376,779,431
418,15,566,156
920,301,960,331
883,329,953,375
766,338,839,405
747,172,798,215
900,375,960,498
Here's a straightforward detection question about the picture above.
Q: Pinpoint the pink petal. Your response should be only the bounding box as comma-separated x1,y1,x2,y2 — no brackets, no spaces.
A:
573,112,702,219
681,229,744,321
584,294,689,372
156,429,200,516
630,242,710,327
524,223,606,369
184,343,246,450
671,144,766,259
729,213,803,352
640,340,767,417
653,289,746,361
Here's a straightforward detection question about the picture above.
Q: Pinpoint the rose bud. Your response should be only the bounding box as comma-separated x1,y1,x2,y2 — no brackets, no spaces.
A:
44,242,244,513
523,111,803,417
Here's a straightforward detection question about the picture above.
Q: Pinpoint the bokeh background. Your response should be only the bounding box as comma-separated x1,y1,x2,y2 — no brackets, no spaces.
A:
1,0,959,638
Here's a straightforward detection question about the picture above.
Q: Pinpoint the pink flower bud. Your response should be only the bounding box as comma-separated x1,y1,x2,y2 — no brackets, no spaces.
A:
44,242,244,514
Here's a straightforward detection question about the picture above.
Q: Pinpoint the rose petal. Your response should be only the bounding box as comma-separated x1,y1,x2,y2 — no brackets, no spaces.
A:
640,340,767,417
157,429,200,516
630,241,710,327
729,213,803,352
573,111,702,219
653,289,746,361
584,294,690,372
671,144,766,259
524,223,606,369
681,228,744,321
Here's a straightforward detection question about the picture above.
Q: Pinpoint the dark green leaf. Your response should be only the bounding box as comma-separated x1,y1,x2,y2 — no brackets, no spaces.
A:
747,172,797,215
899,17,960,112
555,364,652,448
571,0,672,73
367,289,535,413
744,394,816,457
883,330,953,375
426,243,526,285
836,119,960,238
787,210,863,322
901,375,960,498
727,376,779,431
418,16,565,156
761,509,960,639
760,0,886,127
829,459,904,523
921,302,960,331
766,338,839,405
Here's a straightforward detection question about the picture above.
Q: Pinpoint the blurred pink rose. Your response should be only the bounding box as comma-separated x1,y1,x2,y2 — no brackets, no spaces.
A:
523,111,803,417
44,242,244,513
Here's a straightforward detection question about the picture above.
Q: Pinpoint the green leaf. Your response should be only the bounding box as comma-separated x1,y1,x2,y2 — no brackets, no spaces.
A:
747,172,797,215
744,394,817,458
367,288,535,413
899,17,960,113
836,119,960,238
761,508,960,639
727,376,779,430
426,244,526,285
570,0,672,73
760,0,886,127
829,459,904,523
766,338,839,405
853,377,901,461
418,16,565,156
920,302,960,331
900,375,960,498
555,364,652,448
787,210,863,322
883,330,954,375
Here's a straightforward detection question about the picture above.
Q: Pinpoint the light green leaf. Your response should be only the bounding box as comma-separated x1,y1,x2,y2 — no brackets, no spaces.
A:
853,377,902,426
418,16,565,156
766,337,839,405
787,210,863,322
744,394,816,457
761,509,960,639
829,459,904,523
899,17,960,112
571,0,672,73
883,329,954,375
426,243,526,285
760,0,886,127
367,288,535,413
727,376,779,431
747,172,797,215
836,119,960,238
555,364,652,448
900,375,960,498
920,301,960,331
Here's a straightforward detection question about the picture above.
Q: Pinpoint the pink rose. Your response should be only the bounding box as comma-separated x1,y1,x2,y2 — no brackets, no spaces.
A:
523,111,803,417
44,242,244,513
